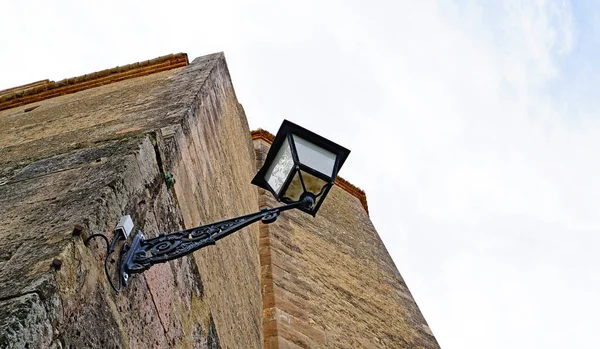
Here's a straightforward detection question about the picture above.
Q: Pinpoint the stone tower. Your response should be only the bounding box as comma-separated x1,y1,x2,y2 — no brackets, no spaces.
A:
0,52,440,348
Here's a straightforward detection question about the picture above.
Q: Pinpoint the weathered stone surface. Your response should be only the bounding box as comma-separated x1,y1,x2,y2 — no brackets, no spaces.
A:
0,51,440,349
255,140,441,349
0,290,58,348
0,53,260,348
159,55,263,349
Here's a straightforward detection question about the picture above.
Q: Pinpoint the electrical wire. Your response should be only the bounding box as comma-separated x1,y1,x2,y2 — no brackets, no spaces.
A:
85,233,125,293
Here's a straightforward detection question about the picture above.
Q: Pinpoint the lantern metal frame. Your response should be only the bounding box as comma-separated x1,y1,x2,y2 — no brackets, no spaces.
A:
251,120,350,216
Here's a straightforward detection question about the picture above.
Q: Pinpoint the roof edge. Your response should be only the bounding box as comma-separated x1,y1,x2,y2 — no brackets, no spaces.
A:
0,79,51,96
251,129,369,215
0,53,189,111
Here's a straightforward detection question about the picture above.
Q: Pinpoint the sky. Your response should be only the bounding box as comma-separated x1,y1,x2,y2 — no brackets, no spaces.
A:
1,1,598,348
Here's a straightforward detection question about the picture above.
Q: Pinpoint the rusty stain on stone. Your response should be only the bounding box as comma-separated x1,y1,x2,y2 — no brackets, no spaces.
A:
51,258,62,270
72,225,84,236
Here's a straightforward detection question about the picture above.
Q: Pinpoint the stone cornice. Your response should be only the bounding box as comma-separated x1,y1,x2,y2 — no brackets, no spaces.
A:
0,53,189,111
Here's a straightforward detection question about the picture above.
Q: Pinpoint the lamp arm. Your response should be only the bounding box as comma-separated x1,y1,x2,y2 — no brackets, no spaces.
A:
118,195,314,286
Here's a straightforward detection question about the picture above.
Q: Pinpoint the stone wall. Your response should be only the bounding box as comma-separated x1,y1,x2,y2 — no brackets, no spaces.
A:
0,51,441,349
0,53,262,348
254,140,441,349
159,55,263,349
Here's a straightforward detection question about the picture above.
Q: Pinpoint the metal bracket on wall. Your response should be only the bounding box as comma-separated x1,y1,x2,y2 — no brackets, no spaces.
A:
85,195,314,292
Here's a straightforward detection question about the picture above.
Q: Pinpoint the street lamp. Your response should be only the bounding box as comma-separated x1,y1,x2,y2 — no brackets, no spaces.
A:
252,120,350,215
86,120,350,292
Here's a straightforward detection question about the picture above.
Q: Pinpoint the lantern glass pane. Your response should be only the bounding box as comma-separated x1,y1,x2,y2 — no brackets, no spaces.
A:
265,139,295,194
283,172,303,202
283,171,328,202
293,135,336,177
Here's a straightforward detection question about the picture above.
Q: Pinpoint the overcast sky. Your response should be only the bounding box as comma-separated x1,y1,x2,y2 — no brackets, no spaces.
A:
1,1,599,348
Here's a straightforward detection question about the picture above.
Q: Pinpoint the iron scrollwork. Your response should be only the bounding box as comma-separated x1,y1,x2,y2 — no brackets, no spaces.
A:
118,194,314,286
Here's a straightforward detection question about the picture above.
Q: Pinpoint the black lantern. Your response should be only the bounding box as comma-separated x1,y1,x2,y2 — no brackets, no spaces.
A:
86,120,350,292
252,120,350,216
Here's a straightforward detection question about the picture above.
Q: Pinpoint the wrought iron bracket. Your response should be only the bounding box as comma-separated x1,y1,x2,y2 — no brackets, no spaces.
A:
114,194,314,288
